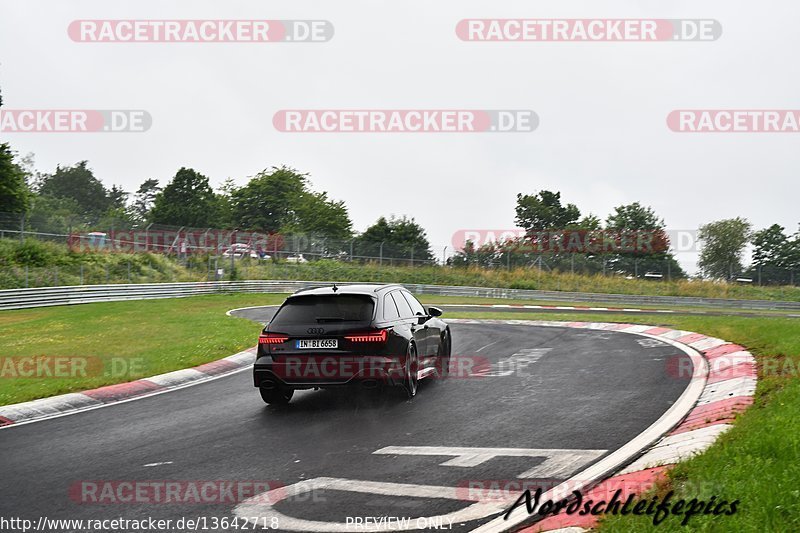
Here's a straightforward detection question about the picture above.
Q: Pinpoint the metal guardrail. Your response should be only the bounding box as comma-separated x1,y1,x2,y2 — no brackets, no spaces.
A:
1,280,799,311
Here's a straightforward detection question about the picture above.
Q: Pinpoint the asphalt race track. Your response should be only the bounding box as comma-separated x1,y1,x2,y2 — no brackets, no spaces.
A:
0,306,692,532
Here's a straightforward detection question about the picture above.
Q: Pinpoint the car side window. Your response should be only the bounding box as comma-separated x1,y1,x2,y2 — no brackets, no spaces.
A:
391,291,414,318
401,291,426,316
383,293,400,320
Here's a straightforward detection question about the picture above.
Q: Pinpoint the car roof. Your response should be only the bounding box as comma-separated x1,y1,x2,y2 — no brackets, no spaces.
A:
289,283,404,298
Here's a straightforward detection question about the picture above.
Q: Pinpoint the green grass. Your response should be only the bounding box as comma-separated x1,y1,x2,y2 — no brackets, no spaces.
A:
0,294,287,405
443,309,800,533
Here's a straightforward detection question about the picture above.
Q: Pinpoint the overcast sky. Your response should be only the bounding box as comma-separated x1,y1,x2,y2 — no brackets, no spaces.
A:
1,1,799,273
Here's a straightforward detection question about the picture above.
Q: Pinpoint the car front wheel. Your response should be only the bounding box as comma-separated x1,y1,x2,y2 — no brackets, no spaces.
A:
403,343,419,398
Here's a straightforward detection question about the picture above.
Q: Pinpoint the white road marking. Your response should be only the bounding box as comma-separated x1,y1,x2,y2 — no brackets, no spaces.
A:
233,477,507,532
475,340,499,353
373,446,606,478
143,461,173,467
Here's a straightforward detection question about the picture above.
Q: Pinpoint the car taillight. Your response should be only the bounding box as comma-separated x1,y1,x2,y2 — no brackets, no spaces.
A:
259,333,289,344
345,330,387,343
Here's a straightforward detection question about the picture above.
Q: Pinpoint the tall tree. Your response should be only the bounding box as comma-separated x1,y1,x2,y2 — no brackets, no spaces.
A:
107,185,128,210
354,216,433,261
606,202,664,230
231,166,307,233
752,224,789,267
291,191,352,241
214,178,237,229
515,190,581,231
131,178,161,222
0,143,29,214
150,167,218,227
605,202,682,277
231,166,353,240
698,217,752,279
0,87,29,214
38,161,110,216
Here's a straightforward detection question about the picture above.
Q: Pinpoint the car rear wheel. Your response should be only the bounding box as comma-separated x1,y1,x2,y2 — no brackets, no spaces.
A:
259,385,294,405
403,343,419,398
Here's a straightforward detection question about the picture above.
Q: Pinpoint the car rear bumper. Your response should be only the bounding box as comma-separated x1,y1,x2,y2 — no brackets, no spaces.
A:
253,355,406,388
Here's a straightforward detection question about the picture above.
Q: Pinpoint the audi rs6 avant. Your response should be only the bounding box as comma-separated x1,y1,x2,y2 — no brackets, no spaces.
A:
253,284,452,404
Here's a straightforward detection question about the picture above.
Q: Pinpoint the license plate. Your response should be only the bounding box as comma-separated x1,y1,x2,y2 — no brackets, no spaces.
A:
296,339,338,349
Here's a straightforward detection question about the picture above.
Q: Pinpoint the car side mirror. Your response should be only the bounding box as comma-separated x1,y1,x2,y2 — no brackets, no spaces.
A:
427,306,443,317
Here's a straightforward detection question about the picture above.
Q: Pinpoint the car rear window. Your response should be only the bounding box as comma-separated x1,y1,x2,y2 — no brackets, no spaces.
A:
270,295,375,325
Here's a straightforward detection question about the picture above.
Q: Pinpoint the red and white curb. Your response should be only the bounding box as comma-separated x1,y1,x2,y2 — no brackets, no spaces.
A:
443,319,757,533
0,347,256,429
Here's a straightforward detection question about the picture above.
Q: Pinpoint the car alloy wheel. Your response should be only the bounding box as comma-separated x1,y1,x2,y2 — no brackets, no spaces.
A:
404,343,419,398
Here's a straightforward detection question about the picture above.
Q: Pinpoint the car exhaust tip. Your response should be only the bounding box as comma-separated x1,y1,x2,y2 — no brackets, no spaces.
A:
260,380,278,390
360,379,380,389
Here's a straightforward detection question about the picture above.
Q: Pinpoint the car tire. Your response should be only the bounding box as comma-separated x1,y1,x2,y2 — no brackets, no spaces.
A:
259,385,294,405
403,343,419,398
435,329,452,380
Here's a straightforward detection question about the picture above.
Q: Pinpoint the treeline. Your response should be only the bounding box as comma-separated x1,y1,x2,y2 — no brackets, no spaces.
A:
0,156,437,261
451,190,687,278
699,218,800,284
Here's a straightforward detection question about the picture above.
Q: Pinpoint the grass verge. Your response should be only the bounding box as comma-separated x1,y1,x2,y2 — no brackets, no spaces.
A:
0,293,285,405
